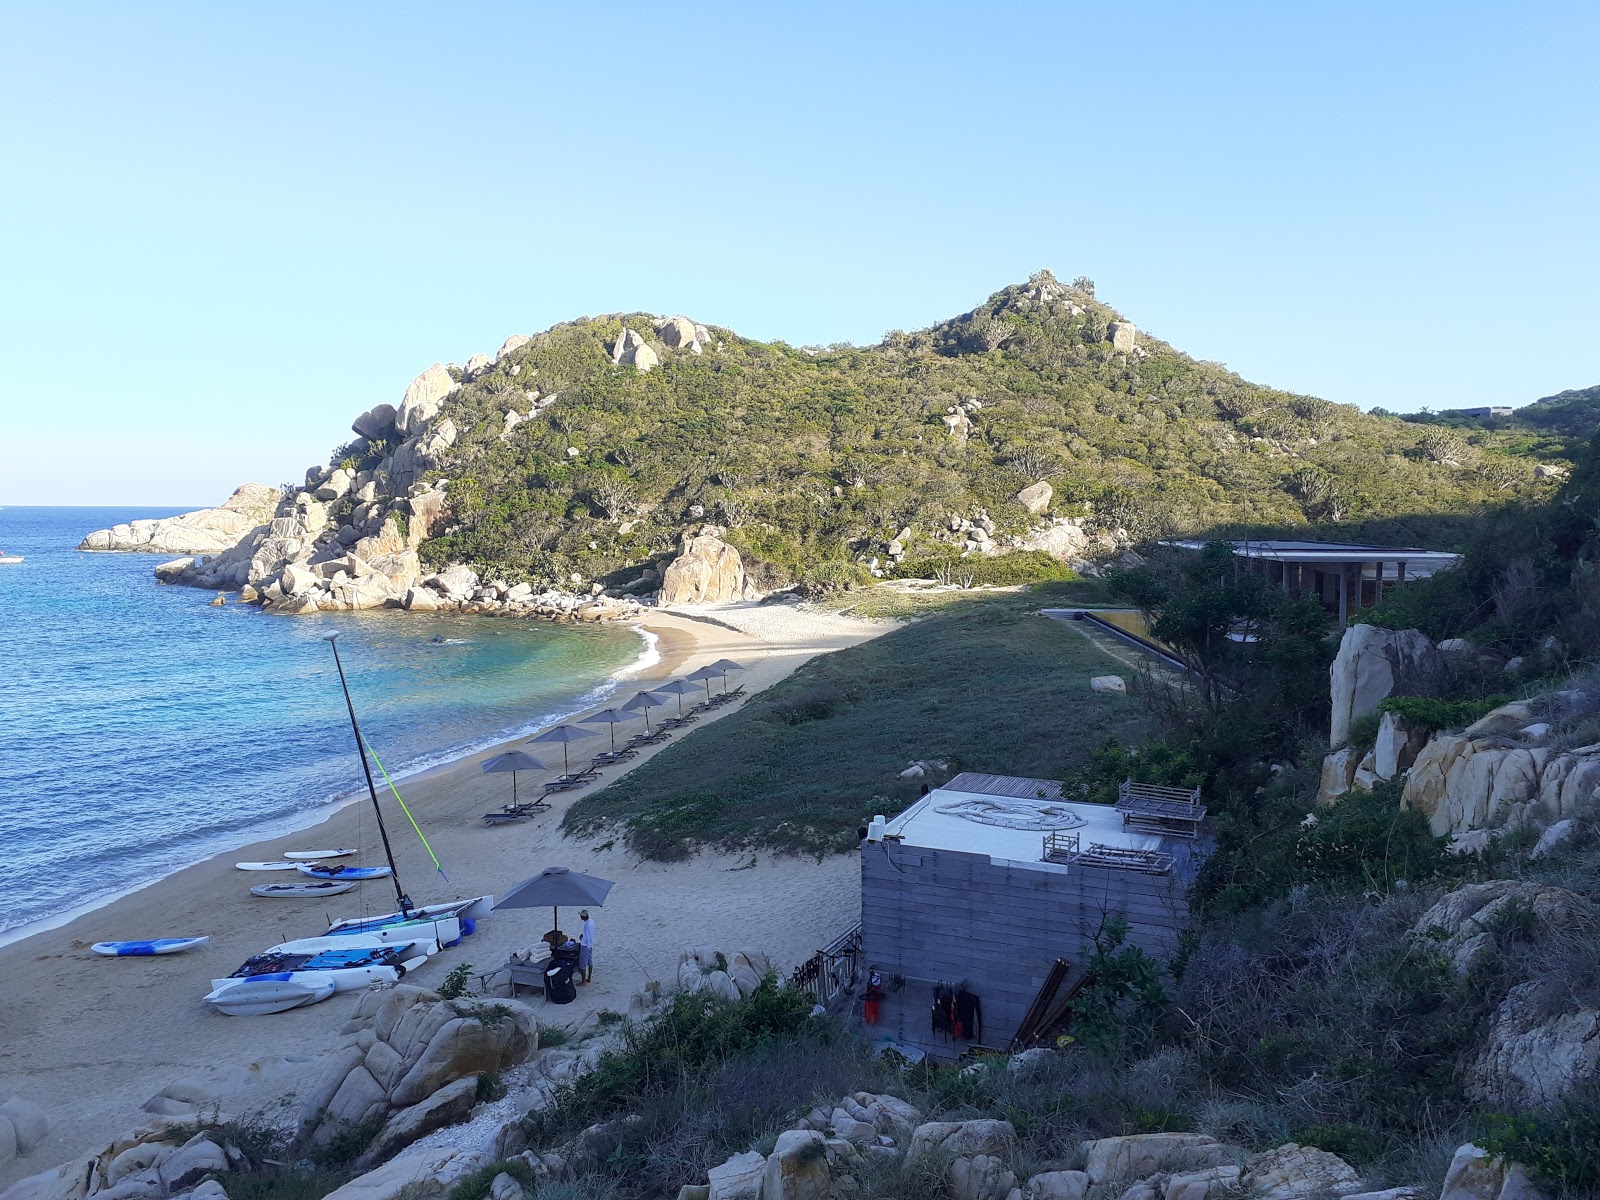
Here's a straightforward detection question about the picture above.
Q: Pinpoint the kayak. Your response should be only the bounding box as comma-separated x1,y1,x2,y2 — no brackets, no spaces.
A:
235,861,299,871
250,880,358,899
92,937,209,957
296,863,392,880
205,973,337,1015
282,849,357,861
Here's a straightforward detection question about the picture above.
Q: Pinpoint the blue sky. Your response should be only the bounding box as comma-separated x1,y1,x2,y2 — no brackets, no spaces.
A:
2,2,1595,505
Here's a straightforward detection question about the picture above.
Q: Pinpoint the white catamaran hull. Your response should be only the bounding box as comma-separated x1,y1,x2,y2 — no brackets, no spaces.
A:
205,974,338,1015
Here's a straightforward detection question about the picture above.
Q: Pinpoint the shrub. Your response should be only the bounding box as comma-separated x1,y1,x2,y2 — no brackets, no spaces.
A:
1377,694,1511,733
438,962,474,1000
892,551,1077,587
767,685,844,725
1480,1083,1600,1193
795,561,873,595
448,1160,537,1200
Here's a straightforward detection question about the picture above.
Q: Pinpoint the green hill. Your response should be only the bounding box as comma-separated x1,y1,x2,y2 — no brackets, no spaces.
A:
389,271,1561,590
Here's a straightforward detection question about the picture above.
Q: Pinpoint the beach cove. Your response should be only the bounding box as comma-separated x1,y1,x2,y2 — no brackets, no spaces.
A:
0,601,886,1184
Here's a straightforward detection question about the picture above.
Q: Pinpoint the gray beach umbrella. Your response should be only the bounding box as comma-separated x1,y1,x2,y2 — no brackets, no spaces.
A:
580,707,633,752
481,750,548,806
685,665,721,700
655,677,703,715
621,689,670,730
706,658,748,690
493,865,615,935
527,723,593,772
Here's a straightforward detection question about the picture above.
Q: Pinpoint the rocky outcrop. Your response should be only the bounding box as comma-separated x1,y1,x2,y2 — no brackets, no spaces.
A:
1107,322,1137,352
658,529,752,605
1016,481,1053,514
1402,729,1600,838
1470,983,1600,1108
317,1145,487,1200
655,316,707,355
1017,518,1099,564
677,947,773,1002
1079,1134,1228,1184
1318,745,1360,805
1438,1143,1544,1200
1374,710,1427,779
1329,625,1444,746
0,1101,48,1171
294,986,535,1155
78,485,280,554
610,328,659,373
396,364,458,436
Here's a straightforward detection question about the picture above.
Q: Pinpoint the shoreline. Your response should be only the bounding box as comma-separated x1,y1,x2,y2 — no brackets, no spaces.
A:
0,602,886,1186
0,621,684,953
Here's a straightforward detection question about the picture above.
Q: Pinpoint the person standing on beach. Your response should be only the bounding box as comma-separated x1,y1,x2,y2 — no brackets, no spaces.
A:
578,909,595,984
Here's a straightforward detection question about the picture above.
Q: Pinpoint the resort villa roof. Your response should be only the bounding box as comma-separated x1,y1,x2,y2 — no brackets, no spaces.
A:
881,773,1164,867
1163,538,1462,626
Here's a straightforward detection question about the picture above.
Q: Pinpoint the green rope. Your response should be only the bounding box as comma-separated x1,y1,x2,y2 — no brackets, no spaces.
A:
360,733,449,883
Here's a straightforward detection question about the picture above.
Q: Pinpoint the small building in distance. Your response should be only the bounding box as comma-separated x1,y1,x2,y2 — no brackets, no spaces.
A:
858,772,1206,1059
1164,539,1462,628
1439,406,1514,419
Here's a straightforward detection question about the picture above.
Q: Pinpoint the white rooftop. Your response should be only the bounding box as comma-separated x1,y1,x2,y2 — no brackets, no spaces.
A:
882,784,1160,867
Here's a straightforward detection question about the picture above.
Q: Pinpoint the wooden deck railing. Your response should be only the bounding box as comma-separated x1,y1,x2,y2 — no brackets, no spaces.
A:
791,922,864,1006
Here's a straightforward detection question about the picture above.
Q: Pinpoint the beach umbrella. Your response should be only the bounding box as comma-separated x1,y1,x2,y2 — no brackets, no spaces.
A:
707,658,747,688
685,665,721,700
493,865,615,936
580,708,634,752
527,723,593,772
481,750,548,807
655,678,702,716
621,689,670,731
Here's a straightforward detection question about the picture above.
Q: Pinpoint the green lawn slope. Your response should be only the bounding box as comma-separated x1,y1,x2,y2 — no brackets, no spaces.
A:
562,581,1145,860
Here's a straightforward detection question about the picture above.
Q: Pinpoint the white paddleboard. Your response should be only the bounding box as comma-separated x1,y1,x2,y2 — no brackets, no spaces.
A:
250,881,358,898
282,848,357,861
235,861,299,871
91,937,209,957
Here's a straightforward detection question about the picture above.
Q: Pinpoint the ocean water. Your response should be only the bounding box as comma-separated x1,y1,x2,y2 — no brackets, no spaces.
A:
0,506,649,940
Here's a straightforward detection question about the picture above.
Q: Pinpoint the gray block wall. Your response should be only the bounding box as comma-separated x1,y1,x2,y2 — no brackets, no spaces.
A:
859,840,1188,1059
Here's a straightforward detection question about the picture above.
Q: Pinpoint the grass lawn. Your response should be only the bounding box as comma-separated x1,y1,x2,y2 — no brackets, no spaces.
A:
563,581,1150,860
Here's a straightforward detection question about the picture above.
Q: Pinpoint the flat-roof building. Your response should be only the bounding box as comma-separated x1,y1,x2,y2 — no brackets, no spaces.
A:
858,772,1205,1058
1165,539,1462,627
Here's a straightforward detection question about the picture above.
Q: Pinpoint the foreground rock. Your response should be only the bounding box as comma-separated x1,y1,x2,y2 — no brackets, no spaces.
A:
294,985,535,1156
1329,624,1443,747
78,485,280,554
658,528,755,605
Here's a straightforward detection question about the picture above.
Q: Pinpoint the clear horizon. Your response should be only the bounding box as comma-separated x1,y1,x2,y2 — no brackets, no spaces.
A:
3,1,1596,506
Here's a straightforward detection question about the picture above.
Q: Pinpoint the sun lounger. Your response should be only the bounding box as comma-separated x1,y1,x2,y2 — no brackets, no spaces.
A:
626,732,670,748
543,777,594,796
483,802,547,825
658,715,698,729
591,750,637,766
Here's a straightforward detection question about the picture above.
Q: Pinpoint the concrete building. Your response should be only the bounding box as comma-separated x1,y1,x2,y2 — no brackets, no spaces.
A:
1166,539,1461,628
858,772,1205,1059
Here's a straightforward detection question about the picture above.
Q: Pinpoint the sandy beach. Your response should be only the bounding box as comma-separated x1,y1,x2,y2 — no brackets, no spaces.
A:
0,602,887,1186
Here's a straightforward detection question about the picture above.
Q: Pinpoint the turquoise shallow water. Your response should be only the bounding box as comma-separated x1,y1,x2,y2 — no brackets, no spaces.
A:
0,507,646,938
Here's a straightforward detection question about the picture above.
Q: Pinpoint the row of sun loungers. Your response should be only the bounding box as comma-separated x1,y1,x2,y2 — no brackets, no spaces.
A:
481,685,749,825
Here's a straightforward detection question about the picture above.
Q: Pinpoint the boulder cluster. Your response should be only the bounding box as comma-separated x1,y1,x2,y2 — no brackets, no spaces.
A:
1319,624,1600,845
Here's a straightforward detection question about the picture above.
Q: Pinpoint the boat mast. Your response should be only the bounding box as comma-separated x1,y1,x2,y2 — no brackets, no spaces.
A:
323,633,411,914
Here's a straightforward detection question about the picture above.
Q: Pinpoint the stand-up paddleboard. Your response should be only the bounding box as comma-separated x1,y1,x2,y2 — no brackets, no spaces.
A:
296,863,392,880
92,937,209,957
205,973,336,1015
235,861,298,871
250,880,358,899
282,848,357,861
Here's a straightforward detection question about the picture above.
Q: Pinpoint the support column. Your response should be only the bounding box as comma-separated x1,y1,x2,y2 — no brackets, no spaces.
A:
1337,562,1351,628
1397,560,1408,587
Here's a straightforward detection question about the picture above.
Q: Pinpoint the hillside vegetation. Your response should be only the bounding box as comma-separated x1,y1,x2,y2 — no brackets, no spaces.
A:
407,271,1559,590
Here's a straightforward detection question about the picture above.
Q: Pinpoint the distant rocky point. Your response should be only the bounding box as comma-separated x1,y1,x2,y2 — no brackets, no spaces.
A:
77,485,280,555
